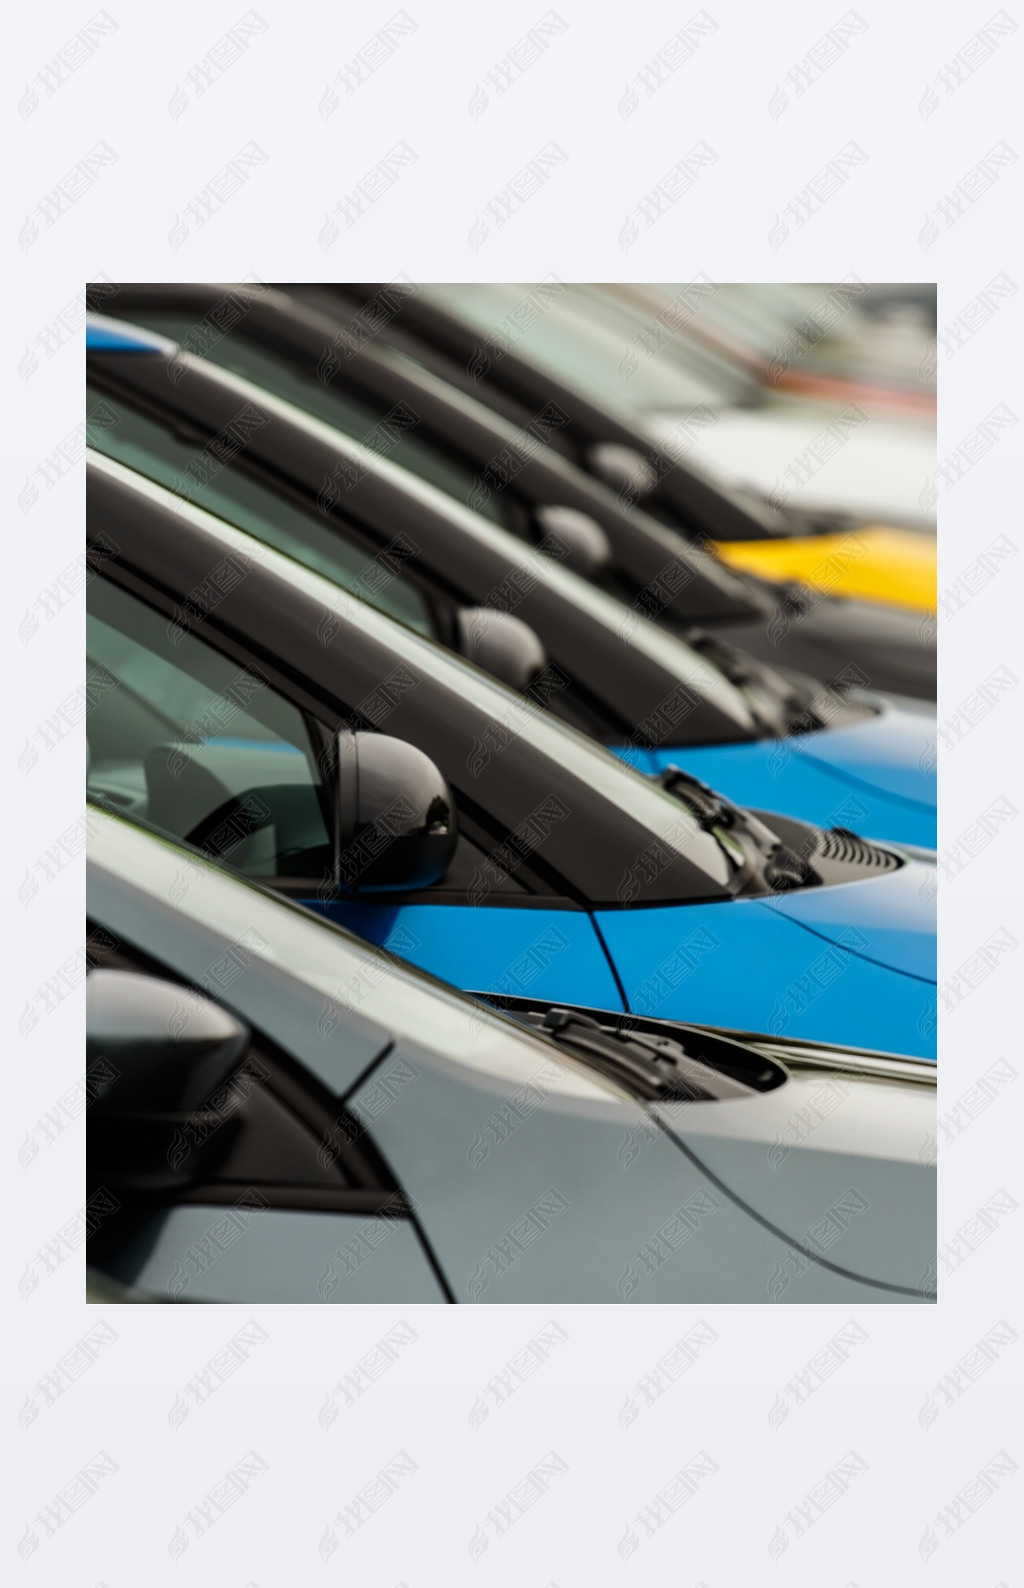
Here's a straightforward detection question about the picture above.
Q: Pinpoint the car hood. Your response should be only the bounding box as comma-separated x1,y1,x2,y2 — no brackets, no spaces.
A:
619,699,936,848
595,861,936,1060
654,1064,935,1293
753,858,936,983
710,524,936,614
793,700,935,811
645,403,936,528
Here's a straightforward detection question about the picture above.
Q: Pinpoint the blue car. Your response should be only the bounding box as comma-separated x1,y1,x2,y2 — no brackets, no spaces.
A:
86,313,937,847
86,452,937,1059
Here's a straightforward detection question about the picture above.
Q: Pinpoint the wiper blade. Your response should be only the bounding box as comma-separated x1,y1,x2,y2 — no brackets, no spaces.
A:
657,766,818,896
683,626,830,736
683,626,791,735
519,1007,764,1101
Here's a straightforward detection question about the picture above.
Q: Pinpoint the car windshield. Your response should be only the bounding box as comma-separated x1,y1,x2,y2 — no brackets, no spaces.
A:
420,283,739,411
85,383,436,638
118,309,506,525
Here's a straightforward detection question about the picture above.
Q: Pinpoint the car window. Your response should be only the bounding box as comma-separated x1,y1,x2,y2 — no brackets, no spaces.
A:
87,575,333,879
85,385,437,639
422,283,731,410
119,311,508,526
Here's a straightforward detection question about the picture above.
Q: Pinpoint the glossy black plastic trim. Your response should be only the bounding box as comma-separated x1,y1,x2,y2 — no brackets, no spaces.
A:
87,457,741,907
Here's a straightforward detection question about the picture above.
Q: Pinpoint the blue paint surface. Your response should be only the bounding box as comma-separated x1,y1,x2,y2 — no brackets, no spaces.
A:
594,898,936,1060
303,899,625,1011
758,860,936,983
617,705,936,847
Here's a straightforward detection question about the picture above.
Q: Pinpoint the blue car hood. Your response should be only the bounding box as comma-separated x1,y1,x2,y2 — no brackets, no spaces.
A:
595,856,936,1059
618,701,936,847
750,856,935,983
790,703,935,810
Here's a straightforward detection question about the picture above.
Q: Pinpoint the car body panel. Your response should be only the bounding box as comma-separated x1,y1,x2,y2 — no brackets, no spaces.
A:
309,879,937,1057
620,702,937,848
654,1078,936,1290
712,525,937,613
758,862,936,983
594,899,936,1059
101,1206,449,1302
306,900,625,1011
349,1042,928,1302
792,707,937,807
646,402,936,531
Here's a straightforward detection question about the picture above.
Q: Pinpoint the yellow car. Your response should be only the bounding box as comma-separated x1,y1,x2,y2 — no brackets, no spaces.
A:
711,525,936,613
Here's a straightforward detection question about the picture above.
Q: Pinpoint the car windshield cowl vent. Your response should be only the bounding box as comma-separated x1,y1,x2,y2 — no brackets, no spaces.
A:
817,825,901,870
488,998,789,1101
748,810,903,887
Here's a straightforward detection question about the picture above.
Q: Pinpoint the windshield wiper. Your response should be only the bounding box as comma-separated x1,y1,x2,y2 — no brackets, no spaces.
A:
682,626,826,736
519,1007,763,1100
657,765,818,897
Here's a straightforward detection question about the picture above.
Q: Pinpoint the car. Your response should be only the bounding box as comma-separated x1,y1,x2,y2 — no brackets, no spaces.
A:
87,282,937,702
86,806,936,1303
86,452,937,1058
614,282,937,408
86,313,938,847
582,283,937,607
300,282,936,612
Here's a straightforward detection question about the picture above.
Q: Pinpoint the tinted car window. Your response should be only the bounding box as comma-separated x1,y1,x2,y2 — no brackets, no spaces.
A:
422,284,731,411
85,385,436,639
87,575,332,878
123,312,507,525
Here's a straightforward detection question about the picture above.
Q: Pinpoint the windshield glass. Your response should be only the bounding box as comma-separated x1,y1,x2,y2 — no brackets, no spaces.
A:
123,310,506,525
85,384,436,638
421,283,737,411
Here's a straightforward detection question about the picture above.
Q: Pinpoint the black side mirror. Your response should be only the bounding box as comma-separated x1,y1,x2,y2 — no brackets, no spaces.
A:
586,442,659,500
334,731,458,892
532,505,613,578
454,608,547,692
87,969,250,1192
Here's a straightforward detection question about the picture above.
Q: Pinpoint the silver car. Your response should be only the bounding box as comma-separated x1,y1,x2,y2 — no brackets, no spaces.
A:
87,810,935,1304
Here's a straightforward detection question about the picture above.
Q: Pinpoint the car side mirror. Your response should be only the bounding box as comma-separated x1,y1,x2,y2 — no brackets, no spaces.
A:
454,607,547,692
87,969,251,1192
334,731,459,892
586,442,659,501
532,505,613,578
